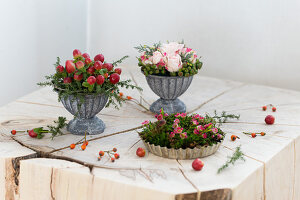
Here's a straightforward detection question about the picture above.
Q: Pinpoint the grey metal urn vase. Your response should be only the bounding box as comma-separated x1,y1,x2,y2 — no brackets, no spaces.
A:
60,93,108,135
145,75,193,114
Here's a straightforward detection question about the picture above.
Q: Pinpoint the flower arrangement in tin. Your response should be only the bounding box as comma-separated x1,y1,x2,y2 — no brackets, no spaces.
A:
139,109,225,149
135,41,203,76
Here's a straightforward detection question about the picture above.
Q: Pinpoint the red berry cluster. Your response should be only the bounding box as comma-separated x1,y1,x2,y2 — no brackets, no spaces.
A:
98,148,120,162
243,132,266,138
70,132,89,150
58,49,122,89
262,104,276,112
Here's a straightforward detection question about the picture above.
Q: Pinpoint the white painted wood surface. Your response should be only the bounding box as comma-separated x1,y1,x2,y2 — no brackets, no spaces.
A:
1,66,300,200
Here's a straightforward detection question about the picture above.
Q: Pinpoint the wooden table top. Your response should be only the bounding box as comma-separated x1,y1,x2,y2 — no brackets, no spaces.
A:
1,67,300,200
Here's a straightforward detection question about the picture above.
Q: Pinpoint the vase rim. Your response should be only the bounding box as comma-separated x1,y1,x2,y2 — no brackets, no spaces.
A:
146,74,194,79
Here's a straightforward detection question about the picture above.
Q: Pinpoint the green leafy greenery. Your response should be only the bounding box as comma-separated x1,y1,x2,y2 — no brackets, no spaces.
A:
135,42,203,77
210,110,240,125
38,55,142,109
32,116,68,139
217,146,245,174
139,109,225,149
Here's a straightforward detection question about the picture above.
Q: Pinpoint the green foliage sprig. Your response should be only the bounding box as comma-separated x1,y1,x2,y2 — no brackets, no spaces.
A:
217,146,245,174
32,116,67,139
209,110,240,124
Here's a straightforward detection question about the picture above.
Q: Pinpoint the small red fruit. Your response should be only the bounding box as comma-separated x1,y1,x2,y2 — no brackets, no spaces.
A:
65,60,75,73
28,129,37,138
94,54,104,63
63,77,72,84
81,144,86,150
262,106,267,111
192,158,204,171
74,73,83,81
115,68,122,75
84,141,89,146
82,53,90,59
265,115,275,125
231,135,239,141
87,66,95,75
111,157,115,162
73,49,82,58
70,144,76,149
87,76,96,85
94,61,103,70
127,96,133,100
113,148,117,152
75,61,84,69
11,130,17,135
272,107,276,112
261,132,266,136
103,63,114,71
119,92,124,97
96,75,105,85
99,151,105,156
56,65,64,73
114,153,120,159
136,147,145,157
109,73,120,84
85,57,92,65
251,133,257,138
104,73,109,78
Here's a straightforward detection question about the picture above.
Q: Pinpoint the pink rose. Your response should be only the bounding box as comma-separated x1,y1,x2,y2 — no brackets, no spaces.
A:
161,42,184,57
166,54,182,72
151,51,163,64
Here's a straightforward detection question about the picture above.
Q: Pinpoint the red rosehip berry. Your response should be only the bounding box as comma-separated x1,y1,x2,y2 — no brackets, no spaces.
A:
99,151,105,156
28,129,37,138
75,61,84,69
65,60,75,73
262,106,267,111
87,76,96,85
109,73,120,84
87,66,95,75
56,65,64,73
251,133,257,138
84,141,89,146
73,49,82,58
70,144,76,149
98,156,101,161
114,68,122,75
63,77,72,84
94,61,103,70
94,54,104,63
82,53,90,59
111,157,115,162
96,75,105,85
260,132,266,136
192,158,204,171
231,135,239,141
103,63,114,71
265,115,275,125
85,57,92,65
11,130,17,135
272,107,276,112
74,73,83,81
112,148,117,152
81,144,86,150
127,96,133,100
136,147,145,157
114,153,120,159
104,73,109,78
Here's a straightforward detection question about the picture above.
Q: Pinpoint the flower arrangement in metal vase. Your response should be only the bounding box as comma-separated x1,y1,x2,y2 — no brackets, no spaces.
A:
38,49,141,135
139,109,225,159
135,41,203,114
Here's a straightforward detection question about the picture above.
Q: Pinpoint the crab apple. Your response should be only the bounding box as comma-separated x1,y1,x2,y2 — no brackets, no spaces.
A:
85,57,92,65
73,49,81,58
109,73,120,84
87,66,95,75
265,115,275,125
192,158,204,171
56,65,64,73
75,61,84,69
87,76,96,85
94,54,104,63
74,73,83,81
136,147,145,157
96,75,105,85
28,129,37,138
65,60,75,73
63,77,72,84
103,63,114,71
94,61,103,70
82,53,90,59
115,68,122,75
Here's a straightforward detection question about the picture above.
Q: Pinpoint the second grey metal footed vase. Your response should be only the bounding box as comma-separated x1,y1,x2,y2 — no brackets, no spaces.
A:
60,93,108,135
145,75,193,114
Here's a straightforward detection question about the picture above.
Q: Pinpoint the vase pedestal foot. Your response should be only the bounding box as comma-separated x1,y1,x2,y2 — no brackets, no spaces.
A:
150,98,186,114
67,116,105,135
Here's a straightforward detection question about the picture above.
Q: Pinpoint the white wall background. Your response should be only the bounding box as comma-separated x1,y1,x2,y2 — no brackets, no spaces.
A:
0,0,87,106
1,0,300,106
